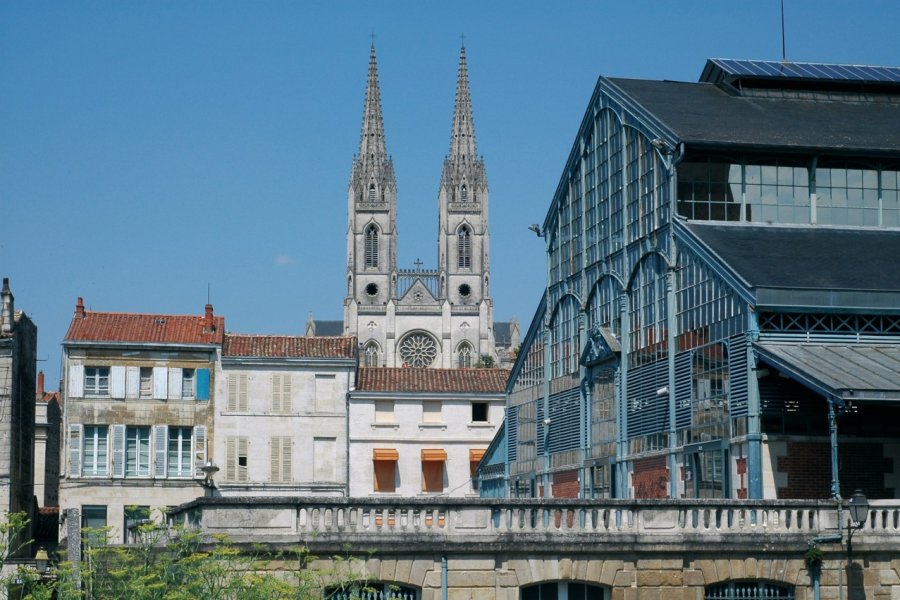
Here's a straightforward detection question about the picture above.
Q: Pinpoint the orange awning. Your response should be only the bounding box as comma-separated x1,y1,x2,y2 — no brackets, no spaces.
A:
469,448,486,463
373,448,399,461
421,449,447,462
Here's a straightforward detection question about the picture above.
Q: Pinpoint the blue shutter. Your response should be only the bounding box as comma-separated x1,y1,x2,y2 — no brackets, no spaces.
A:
548,387,581,454
196,368,210,401
727,335,749,417
507,406,518,462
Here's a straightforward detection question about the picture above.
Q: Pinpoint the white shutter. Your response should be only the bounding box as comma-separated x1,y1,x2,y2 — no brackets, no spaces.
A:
153,425,168,478
193,425,206,477
69,364,84,398
227,375,237,411
225,437,236,481
111,424,126,478
168,368,182,400
110,366,127,399
271,375,282,413
152,367,168,400
68,424,83,476
282,375,292,413
238,437,249,482
282,438,292,482
238,375,248,412
269,438,280,482
125,366,140,398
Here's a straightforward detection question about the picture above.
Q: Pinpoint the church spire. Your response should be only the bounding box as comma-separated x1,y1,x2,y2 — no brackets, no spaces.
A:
359,44,388,164
449,44,477,161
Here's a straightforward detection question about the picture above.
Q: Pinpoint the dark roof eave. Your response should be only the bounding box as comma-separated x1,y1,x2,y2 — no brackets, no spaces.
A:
682,140,900,158
62,339,221,350
221,356,356,366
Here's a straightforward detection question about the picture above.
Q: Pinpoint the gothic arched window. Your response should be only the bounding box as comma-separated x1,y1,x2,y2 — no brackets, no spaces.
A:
365,224,379,268
461,184,468,201
368,183,376,202
364,342,380,367
458,226,472,269
458,342,473,368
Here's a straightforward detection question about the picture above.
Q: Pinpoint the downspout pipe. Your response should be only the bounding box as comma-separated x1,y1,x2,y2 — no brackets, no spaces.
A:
441,555,448,600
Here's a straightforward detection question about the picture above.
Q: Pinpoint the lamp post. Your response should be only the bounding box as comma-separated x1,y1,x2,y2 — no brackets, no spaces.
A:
846,489,869,595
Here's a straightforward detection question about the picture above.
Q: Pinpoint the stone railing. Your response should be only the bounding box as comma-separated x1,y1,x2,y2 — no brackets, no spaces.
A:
169,497,900,554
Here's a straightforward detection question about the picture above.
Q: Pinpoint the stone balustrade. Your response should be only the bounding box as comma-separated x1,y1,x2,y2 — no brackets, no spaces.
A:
170,496,900,554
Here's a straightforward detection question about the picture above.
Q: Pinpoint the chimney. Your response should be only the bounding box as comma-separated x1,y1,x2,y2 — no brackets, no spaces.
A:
37,371,45,397
1,277,14,334
75,297,85,319
204,304,215,332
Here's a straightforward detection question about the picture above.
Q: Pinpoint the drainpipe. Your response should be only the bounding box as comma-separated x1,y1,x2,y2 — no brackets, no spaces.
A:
616,292,629,498
665,268,678,499
441,555,448,600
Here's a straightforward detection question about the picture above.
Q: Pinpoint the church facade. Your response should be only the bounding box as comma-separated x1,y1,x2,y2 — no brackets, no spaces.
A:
343,46,497,369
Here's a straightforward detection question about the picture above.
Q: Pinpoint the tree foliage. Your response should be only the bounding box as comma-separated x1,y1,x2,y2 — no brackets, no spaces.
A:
1,510,372,600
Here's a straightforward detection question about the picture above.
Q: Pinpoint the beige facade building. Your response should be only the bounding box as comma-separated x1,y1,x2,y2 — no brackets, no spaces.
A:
213,334,356,496
59,299,220,544
34,371,61,509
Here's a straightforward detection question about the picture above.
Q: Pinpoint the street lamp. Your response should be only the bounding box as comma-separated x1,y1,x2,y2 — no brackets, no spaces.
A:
34,548,49,574
846,489,869,577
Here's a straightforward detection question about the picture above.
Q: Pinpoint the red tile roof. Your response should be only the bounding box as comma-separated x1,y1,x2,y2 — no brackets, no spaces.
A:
37,391,60,404
65,310,224,345
224,334,357,359
357,367,509,393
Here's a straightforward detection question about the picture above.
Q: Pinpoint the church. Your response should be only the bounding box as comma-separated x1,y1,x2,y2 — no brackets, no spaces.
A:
339,45,504,369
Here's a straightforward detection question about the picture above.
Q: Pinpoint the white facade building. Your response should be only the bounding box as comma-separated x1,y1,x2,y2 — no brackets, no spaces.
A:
348,368,506,497
213,334,356,496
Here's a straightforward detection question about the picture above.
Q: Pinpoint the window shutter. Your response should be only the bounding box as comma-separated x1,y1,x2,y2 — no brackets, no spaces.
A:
225,437,236,481
269,438,280,482
238,437,249,482
69,364,84,398
239,375,248,412
282,375,292,413
125,367,140,398
193,425,206,477
68,424,83,476
152,367,167,400
227,375,237,411
195,368,210,401
153,425,168,478
271,375,282,413
111,424,126,478
110,366,127,399
168,368,182,400
282,438,292,482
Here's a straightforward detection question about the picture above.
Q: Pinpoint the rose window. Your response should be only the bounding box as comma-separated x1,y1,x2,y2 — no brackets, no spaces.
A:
398,333,438,368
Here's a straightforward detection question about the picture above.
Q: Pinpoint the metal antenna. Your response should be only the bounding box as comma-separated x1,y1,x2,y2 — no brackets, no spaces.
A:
370,29,376,47
460,33,466,48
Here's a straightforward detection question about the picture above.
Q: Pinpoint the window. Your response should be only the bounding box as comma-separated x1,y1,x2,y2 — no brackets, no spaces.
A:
374,399,394,424
125,426,151,477
398,332,438,368
226,436,249,482
522,582,607,599
81,505,107,546
123,505,150,544
471,401,489,423
365,224,379,268
705,581,794,600
458,342,473,368
461,184,468,201
272,373,292,413
227,373,248,411
270,436,292,483
167,427,193,477
373,449,398,492
422,401,442,424
364,341,380,367
470,448,486,490
421,449,447,493
82,426,108,476
457,226,472,269
181,369,195,399
368,183,375,202
139,367,152,398
84,367,110,396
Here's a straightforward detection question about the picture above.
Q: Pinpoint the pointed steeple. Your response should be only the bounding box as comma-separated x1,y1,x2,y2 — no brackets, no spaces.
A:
359,44,388,165
449,45,477,161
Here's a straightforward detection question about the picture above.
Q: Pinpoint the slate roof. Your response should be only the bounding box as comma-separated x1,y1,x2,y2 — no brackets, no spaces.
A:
312,320,345,336
224,334,356,359
606,77,900,154
684,222,900,292
494,321,513,345
357,368,509,393
65,310,224,345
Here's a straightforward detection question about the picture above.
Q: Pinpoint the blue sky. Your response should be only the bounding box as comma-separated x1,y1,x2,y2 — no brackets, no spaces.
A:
2,1,898,387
